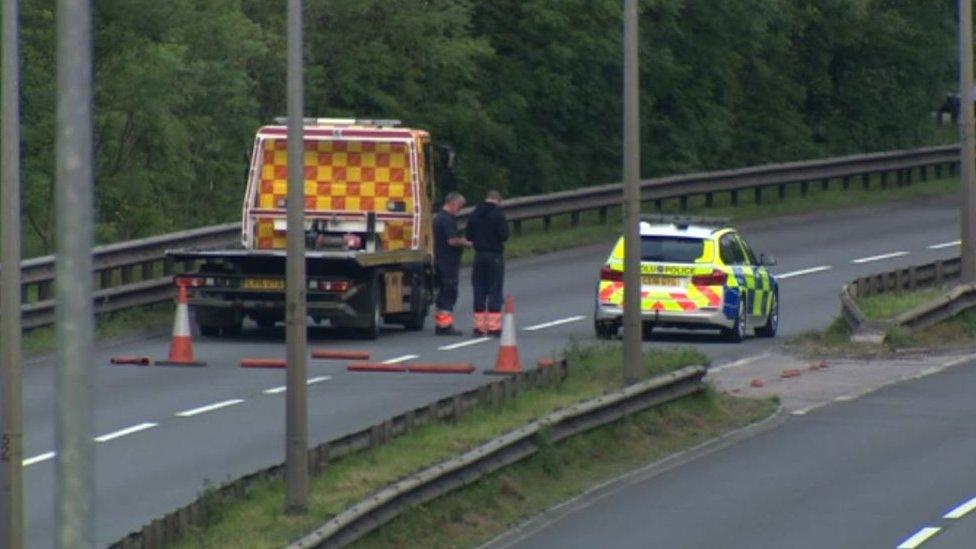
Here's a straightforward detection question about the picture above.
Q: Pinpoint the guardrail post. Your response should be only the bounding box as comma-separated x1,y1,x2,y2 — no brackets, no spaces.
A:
936,163,943,178
908,266,918,290
777,183,785,201
821,177,829,191
653,198,662,210
120,265,134,285
935,260,945,284
862,173,870,190
753,187,761,205
570,211,580,227
881,171,888,189
920,165,928,181
705,192,713,207
99,269,112,290
542,215,551,231
139,260,154,281
905,168,913,186
512,219,522,236
800,180,809,196
598,206,608,223
896,169,904,187
951,161,959,176
730,189,738,206
450,395,462,423
842,175,850,190
679,195,688,211
163,256,175,276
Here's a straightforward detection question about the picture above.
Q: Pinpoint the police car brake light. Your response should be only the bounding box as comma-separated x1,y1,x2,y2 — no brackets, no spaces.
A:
691,269,727,286
600,266,623,282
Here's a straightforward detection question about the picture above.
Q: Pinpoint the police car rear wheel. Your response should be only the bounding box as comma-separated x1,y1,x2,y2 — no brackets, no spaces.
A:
595,320,617,340
722,301,746,343
756,293,778,338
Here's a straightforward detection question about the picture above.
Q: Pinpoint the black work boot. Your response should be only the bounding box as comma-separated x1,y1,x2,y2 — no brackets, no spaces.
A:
435,325,464,336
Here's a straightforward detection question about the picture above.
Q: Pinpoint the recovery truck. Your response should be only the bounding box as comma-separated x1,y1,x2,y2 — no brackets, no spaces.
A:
167,118,453,339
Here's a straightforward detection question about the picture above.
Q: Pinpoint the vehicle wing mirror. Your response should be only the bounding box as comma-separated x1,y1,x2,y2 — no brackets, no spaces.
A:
760,254,777,267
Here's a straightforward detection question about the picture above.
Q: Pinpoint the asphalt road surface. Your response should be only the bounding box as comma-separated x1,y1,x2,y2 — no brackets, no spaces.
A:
509,356,976,549
21,196,963,547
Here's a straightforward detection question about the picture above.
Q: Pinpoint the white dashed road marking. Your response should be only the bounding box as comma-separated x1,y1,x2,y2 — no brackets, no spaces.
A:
944,496,976,519
775,266,832,279
438,337,491,351
23,452,56,467
851,251,908,264
265,375,333,394
708,353,771,374
94,422,158,443
929,240,961,250
176,399,245,417
897,526,941,548
524,315,587,331
382,354,419,364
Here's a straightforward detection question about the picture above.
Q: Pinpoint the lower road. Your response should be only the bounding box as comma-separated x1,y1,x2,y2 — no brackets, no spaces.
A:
20,196,963,547
509,357,976,549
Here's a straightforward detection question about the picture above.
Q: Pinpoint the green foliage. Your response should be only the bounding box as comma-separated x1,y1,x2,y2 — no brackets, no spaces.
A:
10,0,956,257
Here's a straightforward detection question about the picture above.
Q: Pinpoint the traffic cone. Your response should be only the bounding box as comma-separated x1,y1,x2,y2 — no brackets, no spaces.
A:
155,283,206,367
485,296,522,375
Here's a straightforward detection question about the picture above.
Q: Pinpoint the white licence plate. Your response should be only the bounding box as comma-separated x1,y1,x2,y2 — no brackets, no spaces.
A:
641,275,682,287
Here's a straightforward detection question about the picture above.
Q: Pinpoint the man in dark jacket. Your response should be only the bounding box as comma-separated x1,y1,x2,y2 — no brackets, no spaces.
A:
432,192,470,335
466,190,509,336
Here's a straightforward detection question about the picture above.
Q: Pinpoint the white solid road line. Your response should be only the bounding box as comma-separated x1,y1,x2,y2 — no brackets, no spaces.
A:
897,526,941,549
523,315,587,331
438,337,491,351
851,251,908,264
176,399,245,417
775,266,832,279
94,422,158,443
944,496,976,519
383,354,419,364
929,240,961,250
23,451,56,467
941,353,976,368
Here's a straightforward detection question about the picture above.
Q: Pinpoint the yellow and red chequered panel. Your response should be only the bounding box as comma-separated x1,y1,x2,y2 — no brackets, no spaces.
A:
254,139,415,250
596,281,721,312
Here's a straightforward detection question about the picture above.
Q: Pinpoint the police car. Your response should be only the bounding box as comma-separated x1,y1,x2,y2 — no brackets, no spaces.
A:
594,215,778,342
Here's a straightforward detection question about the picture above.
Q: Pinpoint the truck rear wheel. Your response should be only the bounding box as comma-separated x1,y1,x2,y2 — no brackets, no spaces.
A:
400,274,429,331
358,273,382,340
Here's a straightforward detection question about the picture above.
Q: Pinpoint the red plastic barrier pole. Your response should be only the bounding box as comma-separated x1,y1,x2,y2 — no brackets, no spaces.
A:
406,363,476,375
240,358,287,369
346,362,407,373
311,349,371,361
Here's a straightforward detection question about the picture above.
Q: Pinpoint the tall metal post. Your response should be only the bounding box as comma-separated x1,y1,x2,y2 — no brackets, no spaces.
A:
622,0,642,384
960,0,976,282
55,0,95,546
1,0,24,546
285,0,309,513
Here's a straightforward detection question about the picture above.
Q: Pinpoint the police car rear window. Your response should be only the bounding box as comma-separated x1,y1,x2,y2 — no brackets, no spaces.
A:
641,236,704,263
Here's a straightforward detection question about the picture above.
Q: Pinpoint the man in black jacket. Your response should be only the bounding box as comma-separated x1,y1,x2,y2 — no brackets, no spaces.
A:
466,190,509,336
432,192,470,335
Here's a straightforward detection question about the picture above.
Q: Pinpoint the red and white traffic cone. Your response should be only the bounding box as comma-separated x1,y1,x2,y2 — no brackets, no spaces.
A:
485,296,522,375
155,283,206,367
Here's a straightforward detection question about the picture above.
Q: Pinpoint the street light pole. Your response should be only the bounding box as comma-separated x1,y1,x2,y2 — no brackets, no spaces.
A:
285,0,309,513
55,0,96,546
622,0,642,384
959,0,976,282
1,0,24,547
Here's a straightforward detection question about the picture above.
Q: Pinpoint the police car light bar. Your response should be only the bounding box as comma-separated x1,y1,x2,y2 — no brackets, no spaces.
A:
271,117,403,128
639,214,731,228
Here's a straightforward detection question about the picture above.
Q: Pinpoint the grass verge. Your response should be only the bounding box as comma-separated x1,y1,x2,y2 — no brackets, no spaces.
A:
789,287,976,356
352,388,774,549
169,344,772,549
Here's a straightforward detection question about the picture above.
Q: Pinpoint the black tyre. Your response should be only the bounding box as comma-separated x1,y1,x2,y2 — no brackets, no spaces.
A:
756,292,779,338
358,273,382,340
641,323,654,340
595,320,617,340
401,274,428,331
722,299,746,343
